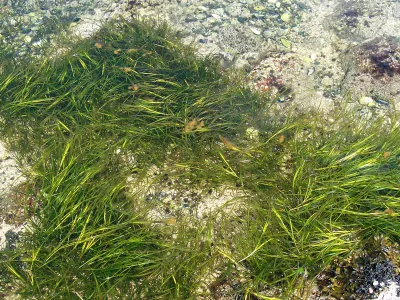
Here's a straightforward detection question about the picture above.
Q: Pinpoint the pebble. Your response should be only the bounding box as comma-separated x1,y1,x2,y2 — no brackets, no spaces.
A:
70,1,79,8
250,27,261,35
281,38,291,48
234,58,251,70
199,38,210,43
280,13,291,22
359,96,376,107
23,35,32,43
375,99,390,107
211,14,222,20
254,5,266,11
321,76,334,87
246,127,259,140
32,40,43,47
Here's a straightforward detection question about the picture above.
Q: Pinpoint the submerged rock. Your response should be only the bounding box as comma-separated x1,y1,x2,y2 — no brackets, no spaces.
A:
352,36,400,79
340,36,400,111
325,0,388,42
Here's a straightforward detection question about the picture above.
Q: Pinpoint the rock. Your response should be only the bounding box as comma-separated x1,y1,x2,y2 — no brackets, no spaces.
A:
359,96,376,107
352,36,400,78
211,14,221,20
23,35,32,43
254,5,266,11
250,27,261,35
233,58,251,71
219,51,236,69
281,38,291,48
242,51,262,64
280,13,291,23
218,26,259,54
70,1,79,8
245,127,259,141
198,6,207,12
321,76,334,87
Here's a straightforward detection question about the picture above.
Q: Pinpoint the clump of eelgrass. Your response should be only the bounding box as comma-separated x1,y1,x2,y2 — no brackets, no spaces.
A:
225,112,400,297
0,17,265,298
0,17,259,163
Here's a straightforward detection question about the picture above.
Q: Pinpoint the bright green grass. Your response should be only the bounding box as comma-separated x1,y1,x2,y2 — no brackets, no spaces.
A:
0,18,399,299
233,116,400,293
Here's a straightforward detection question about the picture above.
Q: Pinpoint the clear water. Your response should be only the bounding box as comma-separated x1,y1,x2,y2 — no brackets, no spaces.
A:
1,0,400,298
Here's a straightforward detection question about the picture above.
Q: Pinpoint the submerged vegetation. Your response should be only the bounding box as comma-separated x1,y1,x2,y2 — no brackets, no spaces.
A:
0,18,399,299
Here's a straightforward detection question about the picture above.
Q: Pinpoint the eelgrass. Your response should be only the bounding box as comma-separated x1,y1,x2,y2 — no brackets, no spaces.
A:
0,18,263,298
230,115,400,295
0,17,399,299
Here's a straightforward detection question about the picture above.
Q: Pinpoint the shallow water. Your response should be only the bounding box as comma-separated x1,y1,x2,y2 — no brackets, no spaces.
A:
1,0,400,299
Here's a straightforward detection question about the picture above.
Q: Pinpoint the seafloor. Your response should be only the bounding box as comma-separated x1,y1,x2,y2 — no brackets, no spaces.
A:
1,0,400,299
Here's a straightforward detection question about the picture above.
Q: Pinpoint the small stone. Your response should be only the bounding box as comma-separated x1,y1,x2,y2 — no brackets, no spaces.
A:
109,2,117,10
32,40,43,47
250,27,261,35
369,287,374,294
280,13,291,22
321,76,334,87
234,58,251,71
70,1,79,8
254,5,266,11
359,96,376,107
246,127,259,140
373,280,379,287
237,16,247,23
281,38,291,48
375,99,390,106
24,35,32,43
242,52,261,64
